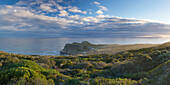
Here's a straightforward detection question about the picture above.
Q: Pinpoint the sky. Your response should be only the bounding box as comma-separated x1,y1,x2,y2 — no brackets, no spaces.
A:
0,0,170,38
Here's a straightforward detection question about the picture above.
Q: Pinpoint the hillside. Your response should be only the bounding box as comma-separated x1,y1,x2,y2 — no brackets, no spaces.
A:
0,42,169,85
60,41,160,55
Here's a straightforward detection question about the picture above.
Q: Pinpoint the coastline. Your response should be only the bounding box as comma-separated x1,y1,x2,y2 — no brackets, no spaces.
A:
60,41,160,56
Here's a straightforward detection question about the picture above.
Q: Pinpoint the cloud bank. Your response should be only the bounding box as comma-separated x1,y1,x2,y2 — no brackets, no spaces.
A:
0,0,170,38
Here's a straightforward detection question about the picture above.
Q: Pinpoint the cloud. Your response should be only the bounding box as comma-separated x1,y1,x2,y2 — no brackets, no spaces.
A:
96,10,103,14
82,18,91,22
99,6,108,11
83,17,99,23
58,10,69,16
137,34,170,38
56,4,67,10
94,1,100,5
56,0,63,3
0,26,18,31
68,15,80,20
39,4,58,12
68,6,87,14
94,1,108,15
97,15,110,18
0,0,170,38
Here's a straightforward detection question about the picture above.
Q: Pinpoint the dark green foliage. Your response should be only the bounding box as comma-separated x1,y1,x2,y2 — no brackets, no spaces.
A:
0,59,58,85
2,60,45,72
74,62,94,69
90,77,138,85
0,42,169,84
38,57,56,66
0,67,47,84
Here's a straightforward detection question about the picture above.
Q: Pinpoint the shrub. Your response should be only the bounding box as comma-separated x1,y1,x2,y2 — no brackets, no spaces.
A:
0,67,47,84
90,77,138,85
74,62,94,69
38,57,56,66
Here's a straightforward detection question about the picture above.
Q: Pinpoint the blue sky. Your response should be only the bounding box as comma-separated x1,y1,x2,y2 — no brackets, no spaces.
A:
0,0,170,38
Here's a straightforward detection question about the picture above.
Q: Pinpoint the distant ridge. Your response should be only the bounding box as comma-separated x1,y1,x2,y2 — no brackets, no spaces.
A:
60,41,160,55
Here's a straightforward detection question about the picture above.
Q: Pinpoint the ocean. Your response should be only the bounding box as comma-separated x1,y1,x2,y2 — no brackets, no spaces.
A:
0,38,169,55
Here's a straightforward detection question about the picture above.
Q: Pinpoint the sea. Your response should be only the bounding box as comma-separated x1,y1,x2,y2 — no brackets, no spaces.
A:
0,38,169,55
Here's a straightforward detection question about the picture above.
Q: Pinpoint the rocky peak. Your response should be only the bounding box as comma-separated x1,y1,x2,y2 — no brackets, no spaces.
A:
81,41,92,44
60,41,95,55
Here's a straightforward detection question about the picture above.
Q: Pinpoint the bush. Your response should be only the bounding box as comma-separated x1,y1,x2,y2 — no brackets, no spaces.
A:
38,57,56,66
74,62,94,69
90,77,138,85
91,61,107,69
0,67,47,84
0,59,58,85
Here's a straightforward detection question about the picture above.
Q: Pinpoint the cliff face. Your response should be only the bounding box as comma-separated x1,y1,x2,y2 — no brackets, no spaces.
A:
60,41,95,55
60,41,161,55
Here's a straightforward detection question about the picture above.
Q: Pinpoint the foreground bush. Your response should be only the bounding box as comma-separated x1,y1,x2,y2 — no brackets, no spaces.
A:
0,42,169,85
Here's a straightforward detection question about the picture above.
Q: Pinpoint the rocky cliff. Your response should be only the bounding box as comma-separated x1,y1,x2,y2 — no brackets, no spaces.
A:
60,41,95,55
60,41,160,55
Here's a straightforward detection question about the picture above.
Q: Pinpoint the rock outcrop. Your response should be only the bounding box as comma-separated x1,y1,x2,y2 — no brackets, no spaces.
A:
60,41,161,55
60,41,95,55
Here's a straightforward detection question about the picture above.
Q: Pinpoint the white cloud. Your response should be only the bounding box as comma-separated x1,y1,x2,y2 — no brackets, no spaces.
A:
82,18,91,22
15,1,27,5
68,6,87,14
14,9,35,17
0,1,170,38
39,4,57,12
94,1,108,15
99,6,108,11
0,5,79,31
18,23,32,27
68,15,80,20
68,7,81,13
58,10,69,16
97,15,110,18
94,1,100,5
57,0,63,3
96,10,103,15
85,17,99,23
82,11,87,14
0,26,19,31
137,34,170,38
0,9,9,14
56,4,66,10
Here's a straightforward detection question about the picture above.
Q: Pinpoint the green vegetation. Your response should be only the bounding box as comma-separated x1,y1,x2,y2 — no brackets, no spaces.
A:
0,42,169,85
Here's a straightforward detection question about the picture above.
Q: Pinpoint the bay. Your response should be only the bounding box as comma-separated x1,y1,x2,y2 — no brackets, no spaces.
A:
0,38,169,55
